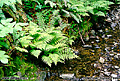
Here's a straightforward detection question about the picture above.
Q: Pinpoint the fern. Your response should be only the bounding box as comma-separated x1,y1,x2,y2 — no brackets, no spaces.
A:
0,50,9,64
0,0,22,12
17,21,78,67
0,18,28,64
44,0,114,24
0,18,28,37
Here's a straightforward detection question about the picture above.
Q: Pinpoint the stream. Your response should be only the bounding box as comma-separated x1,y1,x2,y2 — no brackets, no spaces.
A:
34,5,120,81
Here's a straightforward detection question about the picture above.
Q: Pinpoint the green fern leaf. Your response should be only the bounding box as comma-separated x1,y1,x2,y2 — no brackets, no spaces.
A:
45,1,56,8
70,13,80,23
49,54,59,65
20,36,33,47
42,56,52,67
36,12,45,27
31,50,41,58
68,54,78,59
45,44,55,50
0,50,9,64
95,11,105,16
55,43,67,48
15,47,28,53
36,43,46,50
1,18,13,25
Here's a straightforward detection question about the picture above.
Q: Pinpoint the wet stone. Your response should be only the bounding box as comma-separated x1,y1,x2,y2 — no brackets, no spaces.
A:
73,50,80,55
59,73,75,79
102,34,105,38
104,72,111,76
96,40,100,43
45,6,120,80
114,66,119,69
104,69,107,72
90,36,96,39
99,57,105,63
98,29,103,33
91,41,94,44
117,53,120,56
111,74,117,77
94,45,100,49
106,17,112,22
107,35,112,38
83,45,92,48
39,71,46,81
114,55,119,59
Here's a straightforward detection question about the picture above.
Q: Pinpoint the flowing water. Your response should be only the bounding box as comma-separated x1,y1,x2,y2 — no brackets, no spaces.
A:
35,5,120,81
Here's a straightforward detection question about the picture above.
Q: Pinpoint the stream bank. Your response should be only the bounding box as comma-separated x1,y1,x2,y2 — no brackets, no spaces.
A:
33,5,120,81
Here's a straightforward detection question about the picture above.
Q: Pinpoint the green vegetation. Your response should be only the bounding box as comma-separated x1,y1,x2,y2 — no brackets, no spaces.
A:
0,0,115,80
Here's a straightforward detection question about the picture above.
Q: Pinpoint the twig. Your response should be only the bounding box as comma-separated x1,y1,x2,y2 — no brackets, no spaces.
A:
78,27,85,44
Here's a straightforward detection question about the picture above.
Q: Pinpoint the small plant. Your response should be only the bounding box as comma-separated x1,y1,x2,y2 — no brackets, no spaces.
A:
16,21,78,67
0,51,9,64
0,18,28,64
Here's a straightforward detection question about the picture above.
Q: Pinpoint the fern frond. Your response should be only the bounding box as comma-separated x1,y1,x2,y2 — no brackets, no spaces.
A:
42,56,53,67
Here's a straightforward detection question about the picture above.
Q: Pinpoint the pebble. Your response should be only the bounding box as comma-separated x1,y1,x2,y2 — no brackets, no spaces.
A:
83,45,92,48
102,34,105,38
111,74,117,77
104,72,111,76
117,53,120,56
59,73,75,79
114,66,119,69
114,55,119,59
94,64,97,67
110,54,114,56
90,36,96,38
98,29,103,32
91,30,95,36
91,41,94,44
111,23,117,28
107,35,112,38
104,69,107,72
99,57,105,63
73,50,80,55
96,40,100,43
106,17,112,22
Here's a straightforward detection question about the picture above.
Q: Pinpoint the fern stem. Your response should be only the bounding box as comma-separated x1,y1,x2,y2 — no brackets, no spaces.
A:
78,27,85,45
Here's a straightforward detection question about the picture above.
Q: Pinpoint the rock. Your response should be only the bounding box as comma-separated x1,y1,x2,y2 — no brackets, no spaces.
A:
102,34,105,38
52,73,56,76
114,55,119,59
96,40,100,43
111,74,117,77
107,35,112,38
85,36,89,41
90,36,96,38
47,72,51,78
39,71,46,81
111,23,117,29
105,28,109,32
91,41,94,44
94,46,100,49
114,66,119,69
104,69,107,72
117,53,120,56
110,54,114,56
94,64,97,67
83,45,92,48
106,17,112,22
59,73,75,79
73,50,80,55
98,29,103,32
104,72,111,76
99,57,105,63
91,30,96,36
